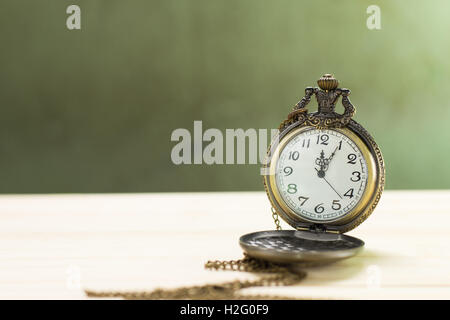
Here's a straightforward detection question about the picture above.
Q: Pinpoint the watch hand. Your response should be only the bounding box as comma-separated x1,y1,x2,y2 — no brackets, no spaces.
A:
315,164,325,178
315,150,325,166
317,146,338,177
315,168,342,199
315,150,328,175
327,146,339,162
323,176,342,199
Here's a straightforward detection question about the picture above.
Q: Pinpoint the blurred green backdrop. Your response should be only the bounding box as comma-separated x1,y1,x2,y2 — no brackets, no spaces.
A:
0,0,449,193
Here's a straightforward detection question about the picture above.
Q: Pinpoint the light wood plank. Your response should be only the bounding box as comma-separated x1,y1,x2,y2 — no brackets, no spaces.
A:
0,191,448,299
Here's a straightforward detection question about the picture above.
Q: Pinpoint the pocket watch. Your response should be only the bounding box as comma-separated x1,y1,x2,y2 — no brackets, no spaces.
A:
240,74,385,264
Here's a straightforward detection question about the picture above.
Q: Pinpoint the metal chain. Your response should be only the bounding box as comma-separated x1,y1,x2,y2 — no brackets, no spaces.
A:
84,210,299,299
271,206,282,230
84,254,306,300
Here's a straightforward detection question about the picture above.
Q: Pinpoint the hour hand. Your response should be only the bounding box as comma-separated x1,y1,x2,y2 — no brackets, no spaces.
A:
315,150,328,175
315,150,325,166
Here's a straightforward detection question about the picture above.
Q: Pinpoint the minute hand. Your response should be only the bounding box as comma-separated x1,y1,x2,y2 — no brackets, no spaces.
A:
327,146,339,163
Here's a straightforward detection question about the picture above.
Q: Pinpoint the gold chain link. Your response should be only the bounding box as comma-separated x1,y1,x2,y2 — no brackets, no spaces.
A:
84,254,306,300
84,210,300,299
271,206,282,230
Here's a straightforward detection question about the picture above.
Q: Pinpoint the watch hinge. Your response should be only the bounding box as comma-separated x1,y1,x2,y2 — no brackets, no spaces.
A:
311,224,326,233
297,224,339,234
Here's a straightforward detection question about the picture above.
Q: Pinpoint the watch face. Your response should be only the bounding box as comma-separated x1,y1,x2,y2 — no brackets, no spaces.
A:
274,128,369,222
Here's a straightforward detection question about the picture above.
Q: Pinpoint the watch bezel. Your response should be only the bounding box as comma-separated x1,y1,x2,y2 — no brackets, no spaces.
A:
263,120,385,233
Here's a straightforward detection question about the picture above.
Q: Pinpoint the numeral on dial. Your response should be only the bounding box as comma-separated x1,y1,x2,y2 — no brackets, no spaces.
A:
287,184,297,194
350,171,361,182
332,200,341,210
347,153,357,164
314,203,325,213
316,134,329,145
302,139,310,148
298,196,309,206
288,151,299,160
283,166,293,176
344,188,354,198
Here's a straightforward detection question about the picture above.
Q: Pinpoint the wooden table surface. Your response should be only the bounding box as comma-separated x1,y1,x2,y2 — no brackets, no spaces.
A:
0,190,449,299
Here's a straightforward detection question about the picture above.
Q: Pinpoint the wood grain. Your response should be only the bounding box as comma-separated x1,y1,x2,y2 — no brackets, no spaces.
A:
0,191,449,299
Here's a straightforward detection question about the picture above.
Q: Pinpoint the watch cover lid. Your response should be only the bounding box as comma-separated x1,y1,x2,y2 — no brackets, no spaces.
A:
239,230,364,264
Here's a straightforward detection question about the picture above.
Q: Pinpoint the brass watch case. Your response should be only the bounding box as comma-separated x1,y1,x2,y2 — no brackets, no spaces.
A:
263,76,385,234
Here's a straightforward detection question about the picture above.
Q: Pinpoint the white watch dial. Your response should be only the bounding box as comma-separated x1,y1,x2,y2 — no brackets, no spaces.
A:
275,128,368,222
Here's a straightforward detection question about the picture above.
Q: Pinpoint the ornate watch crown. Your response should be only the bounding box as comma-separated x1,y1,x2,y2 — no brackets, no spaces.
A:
281,73,355,130
317,74,339,91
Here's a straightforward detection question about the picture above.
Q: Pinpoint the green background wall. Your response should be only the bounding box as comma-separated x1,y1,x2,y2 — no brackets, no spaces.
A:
0,0,448,193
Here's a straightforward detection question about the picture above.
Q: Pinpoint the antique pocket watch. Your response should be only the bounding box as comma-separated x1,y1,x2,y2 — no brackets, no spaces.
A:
240,74,385,264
